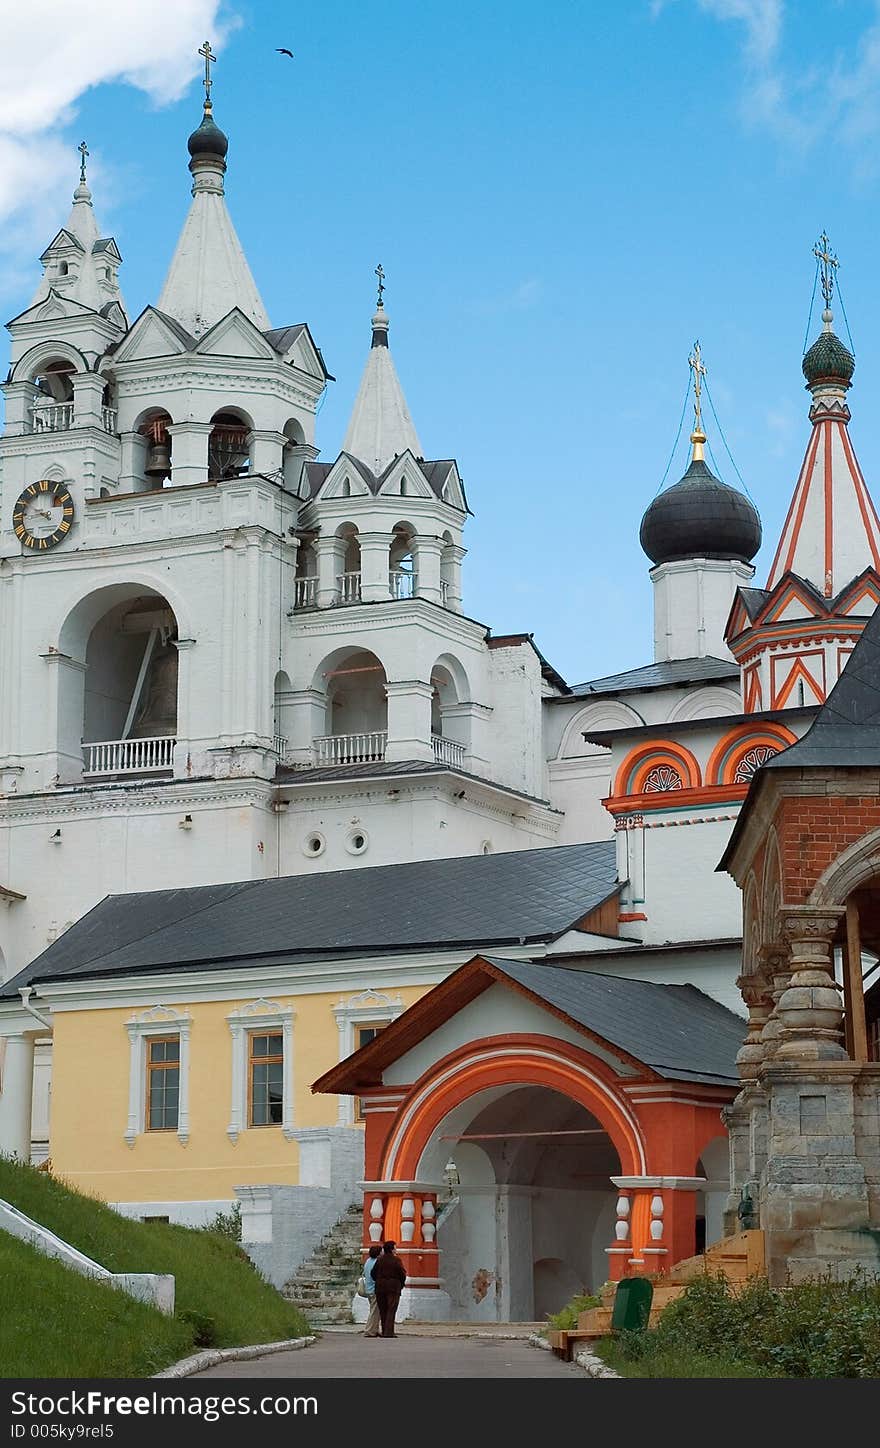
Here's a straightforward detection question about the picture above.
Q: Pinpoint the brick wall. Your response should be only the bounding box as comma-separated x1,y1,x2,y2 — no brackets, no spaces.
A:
776,796,880,903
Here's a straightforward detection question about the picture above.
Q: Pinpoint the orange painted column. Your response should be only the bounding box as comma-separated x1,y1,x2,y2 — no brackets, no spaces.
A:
611,1176,706,1274
359,1182,442,1287
605,1188,633,1281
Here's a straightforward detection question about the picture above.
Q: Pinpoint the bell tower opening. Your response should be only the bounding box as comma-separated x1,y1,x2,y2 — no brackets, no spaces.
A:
208,409,252,480
75,591,179,778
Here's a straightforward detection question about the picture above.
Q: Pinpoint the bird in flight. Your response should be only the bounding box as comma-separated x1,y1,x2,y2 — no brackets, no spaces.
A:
276,48,294,57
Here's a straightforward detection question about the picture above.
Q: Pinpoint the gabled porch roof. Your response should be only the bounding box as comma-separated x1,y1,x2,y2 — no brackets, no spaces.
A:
312,954,743,1095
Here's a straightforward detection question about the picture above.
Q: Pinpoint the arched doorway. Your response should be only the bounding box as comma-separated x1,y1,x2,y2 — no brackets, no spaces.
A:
416,1084,621,1321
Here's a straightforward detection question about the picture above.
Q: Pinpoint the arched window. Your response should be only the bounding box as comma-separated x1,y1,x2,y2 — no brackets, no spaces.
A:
135,410,173,485
706,724,797,786
208,410,252,480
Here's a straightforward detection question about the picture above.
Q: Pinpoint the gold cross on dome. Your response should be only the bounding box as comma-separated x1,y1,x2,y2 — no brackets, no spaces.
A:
78,140,89,184
689,340,707,433
198,39,216,103
813,231,839,309
375,263,385,306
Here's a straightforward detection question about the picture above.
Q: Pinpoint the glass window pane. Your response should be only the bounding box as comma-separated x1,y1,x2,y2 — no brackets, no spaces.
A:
266,1034,283,1056
252,1034,268,1058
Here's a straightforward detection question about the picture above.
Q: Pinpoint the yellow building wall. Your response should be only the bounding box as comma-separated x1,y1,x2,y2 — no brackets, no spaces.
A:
49,984,427,1204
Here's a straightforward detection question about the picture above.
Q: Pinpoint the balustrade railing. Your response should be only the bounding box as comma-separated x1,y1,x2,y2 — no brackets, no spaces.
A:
83,736,175,776
432,735,465,768
313,731,387,766
294,576,318,609
389,569,416,600
336,571,362,604
102,406,118,434
29,401,74,432
271,734,289,759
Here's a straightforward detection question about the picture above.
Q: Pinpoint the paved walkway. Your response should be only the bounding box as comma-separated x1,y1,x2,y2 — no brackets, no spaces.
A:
195,1329,586,1379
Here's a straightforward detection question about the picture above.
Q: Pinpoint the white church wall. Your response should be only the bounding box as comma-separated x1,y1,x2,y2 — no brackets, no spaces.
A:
278,787,555,876
641,814,745,946
486,643,546,799
0,786,274,979
548,757,615,843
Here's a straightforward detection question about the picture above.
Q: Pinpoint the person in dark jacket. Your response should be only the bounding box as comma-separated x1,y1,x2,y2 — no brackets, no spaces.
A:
372,1240,407,1337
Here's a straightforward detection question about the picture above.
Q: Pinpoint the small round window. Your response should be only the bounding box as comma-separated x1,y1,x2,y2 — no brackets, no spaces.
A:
302,831,326,858
346,829,369,856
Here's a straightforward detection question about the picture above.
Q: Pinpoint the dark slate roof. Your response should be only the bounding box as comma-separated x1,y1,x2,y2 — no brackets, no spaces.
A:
763,601,880,770
567,656,738,698
2,841,619,997
264,323,306,353
483,957,742,1084
303,452,465,506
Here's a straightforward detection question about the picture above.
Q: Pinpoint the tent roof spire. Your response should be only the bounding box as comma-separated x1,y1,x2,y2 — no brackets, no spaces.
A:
341,268,423,472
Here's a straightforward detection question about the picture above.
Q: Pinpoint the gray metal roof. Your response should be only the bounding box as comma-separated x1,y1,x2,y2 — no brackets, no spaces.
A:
568,656,738,698
274,758,554,806
763,601,880,770
3,841,619,997
482,957,743,1084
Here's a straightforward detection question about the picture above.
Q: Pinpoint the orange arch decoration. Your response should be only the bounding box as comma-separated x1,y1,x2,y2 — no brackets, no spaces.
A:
613,739,701,798
706,722,797,786
378,1034,647,1182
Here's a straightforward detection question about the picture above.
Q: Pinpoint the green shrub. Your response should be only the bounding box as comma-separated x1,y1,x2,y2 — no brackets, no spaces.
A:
546,1292,601,1331
203,1202,242,1242
602,1269,880,1379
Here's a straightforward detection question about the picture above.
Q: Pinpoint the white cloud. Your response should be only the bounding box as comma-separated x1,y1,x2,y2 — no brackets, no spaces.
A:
659,0,880,166
0,1,233,304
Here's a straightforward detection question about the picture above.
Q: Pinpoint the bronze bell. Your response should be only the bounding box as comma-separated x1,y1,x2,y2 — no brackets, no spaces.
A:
144,441,172,478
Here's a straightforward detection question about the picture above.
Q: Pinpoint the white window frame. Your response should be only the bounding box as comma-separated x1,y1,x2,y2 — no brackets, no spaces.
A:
333,989,402,1125
227,999,295,1143
125,1005,191,1148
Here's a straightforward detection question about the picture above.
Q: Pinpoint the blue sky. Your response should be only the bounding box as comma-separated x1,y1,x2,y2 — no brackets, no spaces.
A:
6,1,880,683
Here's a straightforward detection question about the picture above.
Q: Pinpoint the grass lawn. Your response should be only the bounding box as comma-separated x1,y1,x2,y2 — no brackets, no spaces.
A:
594,1337,775,1378
0,1157,310,1377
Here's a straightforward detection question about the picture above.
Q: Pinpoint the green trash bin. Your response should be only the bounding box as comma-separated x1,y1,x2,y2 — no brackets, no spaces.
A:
611,1276,653,1332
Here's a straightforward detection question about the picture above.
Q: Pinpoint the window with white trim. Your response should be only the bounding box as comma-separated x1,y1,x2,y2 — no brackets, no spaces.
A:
124,1006,191,1148
333,989,402,1126
227,999,295,1143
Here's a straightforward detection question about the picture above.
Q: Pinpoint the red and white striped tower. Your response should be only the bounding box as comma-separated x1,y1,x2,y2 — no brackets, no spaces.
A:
727,236,880,712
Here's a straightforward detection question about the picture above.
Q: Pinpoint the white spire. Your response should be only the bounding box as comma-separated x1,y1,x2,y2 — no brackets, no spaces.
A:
30,142,126,317
342,299,422,473
157,102,270,338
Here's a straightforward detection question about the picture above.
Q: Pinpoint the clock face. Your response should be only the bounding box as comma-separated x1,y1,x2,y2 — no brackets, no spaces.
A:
12,480,75,551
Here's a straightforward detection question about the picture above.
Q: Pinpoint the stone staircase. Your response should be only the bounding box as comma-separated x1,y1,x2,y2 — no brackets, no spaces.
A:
281,1202,363,1326
549,1230,766,1358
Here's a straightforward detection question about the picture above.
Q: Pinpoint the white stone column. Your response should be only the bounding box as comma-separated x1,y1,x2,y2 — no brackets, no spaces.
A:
119,431,148,492
415,536,443,605
166,422,213,488
385,680,434,762
360,531,393,603
1,382,37,436
286,688,327,765
0,1034,36,1160
444,544,467,613
315,536,345,609
71,373,104,429
249,429,286,476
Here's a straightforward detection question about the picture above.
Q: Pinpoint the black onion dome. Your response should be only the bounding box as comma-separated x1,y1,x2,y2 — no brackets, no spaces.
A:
640,457,762,566
802,329,854,387
187,108,229,161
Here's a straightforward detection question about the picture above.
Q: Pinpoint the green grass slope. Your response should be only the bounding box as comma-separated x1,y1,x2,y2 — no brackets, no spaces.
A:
0,1157,310,1378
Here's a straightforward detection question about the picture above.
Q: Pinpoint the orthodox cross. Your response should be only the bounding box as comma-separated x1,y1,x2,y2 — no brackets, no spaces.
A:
78,141,89,185
375,263,385,306
689,340,707,433
813,231,838,309
198,40,216,104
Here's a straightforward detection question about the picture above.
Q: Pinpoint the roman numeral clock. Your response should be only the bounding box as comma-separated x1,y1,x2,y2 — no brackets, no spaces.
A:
12,480,75,550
